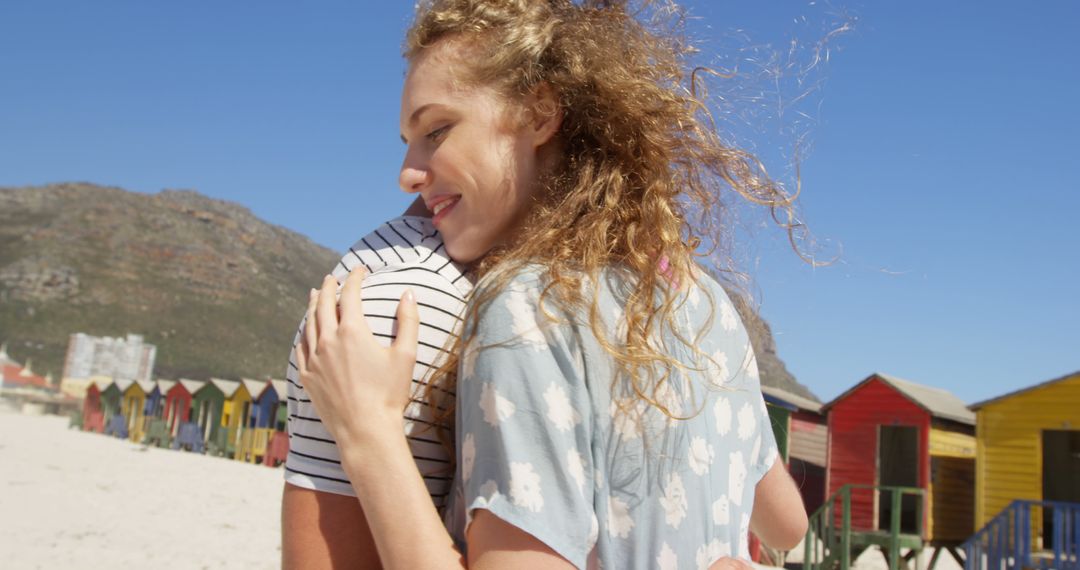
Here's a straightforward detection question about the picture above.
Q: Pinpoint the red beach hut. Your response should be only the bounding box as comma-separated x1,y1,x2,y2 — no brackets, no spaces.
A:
164,379,201,436
81,378,110,433
821,372,975,561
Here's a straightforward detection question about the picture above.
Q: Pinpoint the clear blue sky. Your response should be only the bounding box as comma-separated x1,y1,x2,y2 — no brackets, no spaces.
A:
2,1,1077,404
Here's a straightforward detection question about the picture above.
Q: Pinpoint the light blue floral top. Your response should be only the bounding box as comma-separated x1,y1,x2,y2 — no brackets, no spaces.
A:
444,268,778,569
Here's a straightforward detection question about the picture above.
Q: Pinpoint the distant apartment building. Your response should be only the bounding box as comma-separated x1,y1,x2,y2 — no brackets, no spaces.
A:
62,333,156,382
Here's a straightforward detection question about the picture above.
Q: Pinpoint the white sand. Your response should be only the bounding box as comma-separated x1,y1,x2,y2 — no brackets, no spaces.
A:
0,402,969,570
0,404,283,569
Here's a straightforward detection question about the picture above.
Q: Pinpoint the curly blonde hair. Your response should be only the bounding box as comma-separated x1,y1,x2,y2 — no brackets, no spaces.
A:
410,0,800,449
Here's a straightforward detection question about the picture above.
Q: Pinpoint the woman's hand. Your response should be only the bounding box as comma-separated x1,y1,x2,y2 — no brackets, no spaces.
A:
294,269,420,450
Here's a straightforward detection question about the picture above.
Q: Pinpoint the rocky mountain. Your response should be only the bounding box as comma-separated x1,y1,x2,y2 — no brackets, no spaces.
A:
0,183,340,381
0,183,816,400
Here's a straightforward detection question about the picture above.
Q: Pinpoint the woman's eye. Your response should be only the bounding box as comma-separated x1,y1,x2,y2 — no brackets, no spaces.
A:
426,125,450,141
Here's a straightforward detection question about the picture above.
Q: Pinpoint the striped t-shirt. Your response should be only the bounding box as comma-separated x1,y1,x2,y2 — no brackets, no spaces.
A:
284,216,471,511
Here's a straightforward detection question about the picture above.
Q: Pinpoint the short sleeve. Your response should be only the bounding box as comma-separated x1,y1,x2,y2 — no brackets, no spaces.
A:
457,275,597,569
743,345,779,483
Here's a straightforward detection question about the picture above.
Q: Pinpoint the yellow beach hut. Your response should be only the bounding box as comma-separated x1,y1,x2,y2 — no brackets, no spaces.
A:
963,370,1080,568
235,379,273,463
209,378,247,458
121,380,155,442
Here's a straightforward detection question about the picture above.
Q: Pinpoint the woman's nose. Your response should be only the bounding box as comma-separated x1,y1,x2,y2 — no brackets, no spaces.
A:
399,150,430,194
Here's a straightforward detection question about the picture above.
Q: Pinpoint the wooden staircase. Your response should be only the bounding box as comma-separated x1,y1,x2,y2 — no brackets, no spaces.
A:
961,500,1079,570
803,484,927,570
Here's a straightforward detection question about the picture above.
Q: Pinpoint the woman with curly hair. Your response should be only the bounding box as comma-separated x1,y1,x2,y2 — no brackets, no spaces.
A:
295,1,808,567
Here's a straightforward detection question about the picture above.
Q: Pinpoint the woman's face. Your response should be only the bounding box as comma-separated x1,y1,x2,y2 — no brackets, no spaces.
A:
398,42,555,265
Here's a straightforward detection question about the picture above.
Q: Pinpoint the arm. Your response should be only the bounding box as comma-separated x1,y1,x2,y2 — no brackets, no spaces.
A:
749,459,808,550
281,483,381,570
297,271,578,570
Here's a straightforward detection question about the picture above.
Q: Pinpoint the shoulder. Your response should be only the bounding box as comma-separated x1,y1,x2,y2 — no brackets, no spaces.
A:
332,216,472,300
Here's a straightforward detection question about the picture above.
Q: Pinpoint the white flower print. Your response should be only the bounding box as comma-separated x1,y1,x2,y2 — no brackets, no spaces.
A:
740,346,759,380
655,380,683,425
728,451,748,506
687,281,702,309
611,400,643,441
509,461,544,513
736,401,756,441
660,472,688,529
658,542,679,570
713,494,730,525
709,349,730,386
688,436,715,476
470,479,503,516
751,433,762,467
607,496,634,539
462,433,476,484
567,449,586,497
479,383,515,427
720,299,738,331
508,288,548,347
696,538,730,570
714,396,732,436
544,382,581,432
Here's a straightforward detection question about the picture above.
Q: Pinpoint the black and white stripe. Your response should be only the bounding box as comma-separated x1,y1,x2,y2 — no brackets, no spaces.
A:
283,216,470,508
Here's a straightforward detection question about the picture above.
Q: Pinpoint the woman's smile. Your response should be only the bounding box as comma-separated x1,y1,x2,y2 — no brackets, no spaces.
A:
428,194,460,226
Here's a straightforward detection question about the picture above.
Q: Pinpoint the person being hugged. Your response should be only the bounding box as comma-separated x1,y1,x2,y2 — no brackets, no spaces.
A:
296,1,809,568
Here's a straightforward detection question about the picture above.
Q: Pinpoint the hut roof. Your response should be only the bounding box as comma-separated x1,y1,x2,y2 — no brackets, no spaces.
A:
177,378,204,395
136,379,156,395
270,379,288,400
90,377,113,392
156,379,177,394
825,372,975,425
210,378,241,398
969,369,1080,410
115,379,136,394
242,378,269,400
761,385,823,413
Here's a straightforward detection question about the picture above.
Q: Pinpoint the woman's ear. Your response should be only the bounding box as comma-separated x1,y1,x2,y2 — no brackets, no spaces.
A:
527,82,563,148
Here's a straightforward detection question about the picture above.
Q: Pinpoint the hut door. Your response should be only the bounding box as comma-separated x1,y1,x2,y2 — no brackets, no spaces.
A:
878,425,920,534
1042,430,1080,549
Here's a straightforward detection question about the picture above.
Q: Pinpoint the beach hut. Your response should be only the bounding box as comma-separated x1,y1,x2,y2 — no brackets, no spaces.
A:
761,385,828,515
818,373,975,567
211,378,250,458
121,380,151,441
102,380,130,437
234,379,275,463
140,379,175,447
271,380,288,432
191,379,230,445
164,379,199,434
81,378,110,433
168,379,208,452
144,380,167,419
231,379,262,429
964,370,1080,565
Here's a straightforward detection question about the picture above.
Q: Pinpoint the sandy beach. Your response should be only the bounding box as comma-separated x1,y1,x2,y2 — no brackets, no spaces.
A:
0,403,283,569
0,401,966,570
